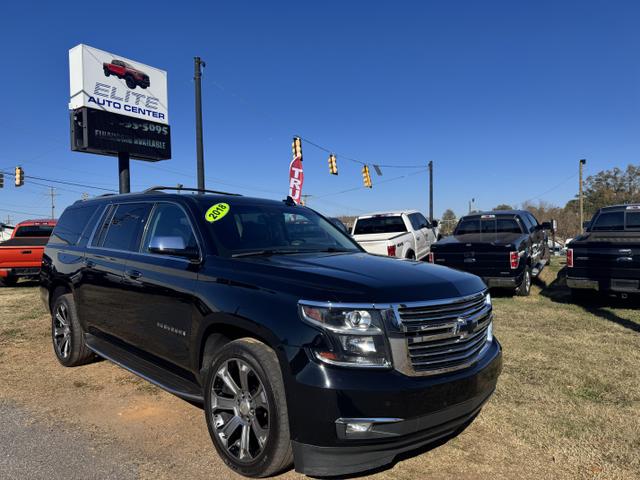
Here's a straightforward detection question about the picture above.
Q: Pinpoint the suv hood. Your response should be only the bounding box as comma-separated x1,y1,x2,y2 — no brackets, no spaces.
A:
218,252,485,304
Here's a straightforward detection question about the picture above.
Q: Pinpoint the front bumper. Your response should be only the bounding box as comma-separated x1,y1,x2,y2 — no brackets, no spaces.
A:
286,339,502,476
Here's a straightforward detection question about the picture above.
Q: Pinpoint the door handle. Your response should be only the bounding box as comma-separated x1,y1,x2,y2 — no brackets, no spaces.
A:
616,257,633,263
125,269,143,280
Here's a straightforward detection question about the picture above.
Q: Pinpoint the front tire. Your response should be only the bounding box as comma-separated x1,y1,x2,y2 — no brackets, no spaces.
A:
516,268,532,296
51,293,94,367
204,338,293,477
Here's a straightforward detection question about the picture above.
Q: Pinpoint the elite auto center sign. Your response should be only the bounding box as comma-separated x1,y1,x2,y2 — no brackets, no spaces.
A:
69,44,171,161
69,44,168,124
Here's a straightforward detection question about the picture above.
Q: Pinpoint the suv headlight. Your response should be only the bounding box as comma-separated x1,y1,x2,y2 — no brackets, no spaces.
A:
298,302,392,368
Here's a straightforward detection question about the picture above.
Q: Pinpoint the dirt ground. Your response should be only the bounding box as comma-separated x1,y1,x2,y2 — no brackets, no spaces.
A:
0,258,638,480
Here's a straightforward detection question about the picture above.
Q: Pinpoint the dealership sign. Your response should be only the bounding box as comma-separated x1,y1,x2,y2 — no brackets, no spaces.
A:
69,44,169,124
69,44,171,162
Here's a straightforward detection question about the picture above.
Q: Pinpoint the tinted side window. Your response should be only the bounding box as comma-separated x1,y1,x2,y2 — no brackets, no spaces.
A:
519,214,534,233
408,213,421,230
143,203,198,253
101,203,151,251
49,205,99,246
592,211,625,231
416,213,431,229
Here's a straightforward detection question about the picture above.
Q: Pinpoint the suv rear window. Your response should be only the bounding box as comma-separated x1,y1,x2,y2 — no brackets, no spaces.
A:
49,205,99,246
354,216,406,235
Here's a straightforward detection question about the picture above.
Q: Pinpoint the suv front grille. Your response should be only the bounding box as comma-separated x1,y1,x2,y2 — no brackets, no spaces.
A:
395,292,492,376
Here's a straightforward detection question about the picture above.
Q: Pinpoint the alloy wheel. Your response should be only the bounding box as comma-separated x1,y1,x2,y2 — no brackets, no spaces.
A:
53,303,72,359
211,358,270,463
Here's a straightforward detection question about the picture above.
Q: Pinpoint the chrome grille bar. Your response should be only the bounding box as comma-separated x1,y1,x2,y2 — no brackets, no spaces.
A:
391,292,493,376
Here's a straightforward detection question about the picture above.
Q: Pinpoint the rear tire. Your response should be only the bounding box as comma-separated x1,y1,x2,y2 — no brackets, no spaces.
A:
516,268,532,296
204,338,293,477
104,68,110,77
51,293,94,367
406,251,416,260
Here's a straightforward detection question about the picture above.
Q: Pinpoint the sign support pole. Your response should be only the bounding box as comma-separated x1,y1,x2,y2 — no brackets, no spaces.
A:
428,161,434,222
118,152,130,194
194,56,206,192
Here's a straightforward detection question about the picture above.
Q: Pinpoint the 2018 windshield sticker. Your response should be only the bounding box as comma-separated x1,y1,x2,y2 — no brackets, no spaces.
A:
205,203,230,223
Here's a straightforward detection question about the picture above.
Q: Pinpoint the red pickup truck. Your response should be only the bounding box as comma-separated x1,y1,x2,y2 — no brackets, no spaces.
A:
0,219,56,286
103,59,150,89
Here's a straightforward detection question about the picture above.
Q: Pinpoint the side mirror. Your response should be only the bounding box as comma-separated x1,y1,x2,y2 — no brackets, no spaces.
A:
148,236,199,260
432,220,439,228
540,221,552,231
582,221,590,231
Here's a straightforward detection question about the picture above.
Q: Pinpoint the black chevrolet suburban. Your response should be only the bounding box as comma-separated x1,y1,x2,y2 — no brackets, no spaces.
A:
567,204,640,298
40,187,502,477
429,210,551,296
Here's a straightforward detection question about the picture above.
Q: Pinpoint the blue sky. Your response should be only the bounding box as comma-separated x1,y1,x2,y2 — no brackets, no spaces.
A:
1,0,639,224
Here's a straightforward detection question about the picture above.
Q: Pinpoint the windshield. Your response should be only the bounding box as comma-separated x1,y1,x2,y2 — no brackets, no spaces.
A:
14,225,54,238
200,201,361,256
455,217,522,235
353,216,406,235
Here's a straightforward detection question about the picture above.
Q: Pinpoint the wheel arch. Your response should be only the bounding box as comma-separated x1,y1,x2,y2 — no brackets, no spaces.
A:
197,320,281,378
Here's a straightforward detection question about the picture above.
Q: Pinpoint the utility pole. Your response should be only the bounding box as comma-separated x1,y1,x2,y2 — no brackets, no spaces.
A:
579,159,586,232
118,152,130,194
428,161,434,222
194,56,206,191
48,187,59,219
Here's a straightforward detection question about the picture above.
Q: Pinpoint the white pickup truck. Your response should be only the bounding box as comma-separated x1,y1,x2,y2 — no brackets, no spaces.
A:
351,210,438,260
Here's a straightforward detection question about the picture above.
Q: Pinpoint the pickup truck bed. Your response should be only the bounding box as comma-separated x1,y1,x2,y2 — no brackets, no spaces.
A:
430,211,550,295
0,219,55,286
567,205,640,295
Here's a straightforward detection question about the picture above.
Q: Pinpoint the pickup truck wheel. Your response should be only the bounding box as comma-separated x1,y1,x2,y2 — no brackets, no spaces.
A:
125,75,136,89
103,68,110,77
406,251,416,260
516,268,532,296
51,293,94,367
570,288,593,302
204,338,293,477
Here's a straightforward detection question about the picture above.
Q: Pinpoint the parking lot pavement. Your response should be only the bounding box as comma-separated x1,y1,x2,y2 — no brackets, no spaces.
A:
0,400,137,480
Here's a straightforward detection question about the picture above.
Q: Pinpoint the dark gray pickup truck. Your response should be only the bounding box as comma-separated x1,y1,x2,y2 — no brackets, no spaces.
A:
567,204,640,298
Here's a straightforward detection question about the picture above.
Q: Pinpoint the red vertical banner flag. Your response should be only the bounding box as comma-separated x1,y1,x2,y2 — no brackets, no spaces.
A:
288,137,304,203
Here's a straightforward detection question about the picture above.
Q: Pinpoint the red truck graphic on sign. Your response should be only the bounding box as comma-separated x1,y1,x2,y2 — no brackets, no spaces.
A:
103,59,150,90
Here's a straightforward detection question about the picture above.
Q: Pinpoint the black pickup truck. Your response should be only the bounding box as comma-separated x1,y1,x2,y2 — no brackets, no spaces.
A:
40,188,502,478
429,210,551,296
567,204,640,298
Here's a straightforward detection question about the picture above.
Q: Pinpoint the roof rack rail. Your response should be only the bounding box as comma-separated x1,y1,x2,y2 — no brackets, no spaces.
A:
143,186,242,196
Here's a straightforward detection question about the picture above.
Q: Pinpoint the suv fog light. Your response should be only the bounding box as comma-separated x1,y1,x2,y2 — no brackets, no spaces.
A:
487,322,493,342
345,422,373,434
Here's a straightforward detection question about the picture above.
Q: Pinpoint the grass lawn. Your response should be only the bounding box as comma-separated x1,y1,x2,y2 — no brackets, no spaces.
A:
0,259,638,479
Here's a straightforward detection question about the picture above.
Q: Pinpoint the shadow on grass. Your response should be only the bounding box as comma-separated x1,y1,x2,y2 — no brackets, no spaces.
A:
538,267,640,333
